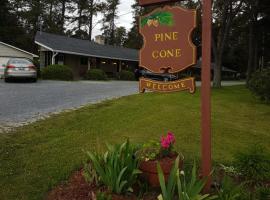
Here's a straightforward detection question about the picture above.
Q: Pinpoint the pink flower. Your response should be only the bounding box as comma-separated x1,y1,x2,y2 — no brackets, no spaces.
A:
167,132,175,144
161,136,170,148
160,132,176,149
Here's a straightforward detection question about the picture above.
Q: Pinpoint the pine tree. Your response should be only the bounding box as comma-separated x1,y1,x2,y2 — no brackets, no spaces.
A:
101,0,120,45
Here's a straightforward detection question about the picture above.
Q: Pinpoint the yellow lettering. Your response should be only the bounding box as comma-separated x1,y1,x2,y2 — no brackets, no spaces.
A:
173,32,178,40
152,51,159,59
174,84,180,89
151,49,182,59
166,49,174,58
163,85,167,90
155,34,161,42
175,49,181,57
165,33,172,41
160,50,166,58
181,82,186,87
146,82,152,88
169,84,173,90
154,32,179,42
153,83,157,89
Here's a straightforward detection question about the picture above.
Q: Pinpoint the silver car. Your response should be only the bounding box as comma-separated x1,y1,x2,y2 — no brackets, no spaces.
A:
4,58,37,82
0,57,9,79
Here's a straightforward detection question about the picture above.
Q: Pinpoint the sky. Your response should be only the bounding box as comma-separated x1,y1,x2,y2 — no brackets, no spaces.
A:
91,0,136,39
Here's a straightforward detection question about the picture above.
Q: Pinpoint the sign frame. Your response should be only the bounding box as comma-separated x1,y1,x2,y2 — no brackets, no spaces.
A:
139,6,197,74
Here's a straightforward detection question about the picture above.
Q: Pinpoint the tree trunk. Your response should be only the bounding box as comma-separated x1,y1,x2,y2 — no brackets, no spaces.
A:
213,52,222,88
88,0,93,40
254,33,258,71
247,21,255,80
60,0,66,33
213,27,223,88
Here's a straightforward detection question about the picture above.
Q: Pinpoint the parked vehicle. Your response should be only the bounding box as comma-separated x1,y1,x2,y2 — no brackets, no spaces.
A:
135,68,177,82
4,58,37,82
0,57,10,79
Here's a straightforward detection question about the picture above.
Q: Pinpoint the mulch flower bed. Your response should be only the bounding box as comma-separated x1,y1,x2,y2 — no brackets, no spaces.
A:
46,169,159,200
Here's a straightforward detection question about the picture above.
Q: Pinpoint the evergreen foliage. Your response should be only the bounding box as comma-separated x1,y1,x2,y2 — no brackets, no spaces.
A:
41,64,74,81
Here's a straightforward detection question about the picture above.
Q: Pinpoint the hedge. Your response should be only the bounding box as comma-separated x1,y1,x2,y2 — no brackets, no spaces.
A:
118,70,135,81
85,69,107,80
41,64,73,81
248,68,270,103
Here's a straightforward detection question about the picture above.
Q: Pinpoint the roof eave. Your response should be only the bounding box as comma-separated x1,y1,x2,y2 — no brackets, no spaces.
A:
0,41,39,58
35,40,138,62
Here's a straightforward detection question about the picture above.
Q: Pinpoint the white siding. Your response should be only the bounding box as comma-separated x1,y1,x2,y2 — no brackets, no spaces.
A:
0,43,33,60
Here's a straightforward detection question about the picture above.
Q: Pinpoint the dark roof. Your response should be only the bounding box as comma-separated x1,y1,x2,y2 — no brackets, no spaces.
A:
35,32,138,61
193,60,237,73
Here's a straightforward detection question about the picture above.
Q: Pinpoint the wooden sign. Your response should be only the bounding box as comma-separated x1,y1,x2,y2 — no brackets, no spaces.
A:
139,0,178,6
139,77,195,93
139,6,197,74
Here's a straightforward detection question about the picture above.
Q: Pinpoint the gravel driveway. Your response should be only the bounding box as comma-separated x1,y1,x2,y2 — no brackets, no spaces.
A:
0,80,138,132
0,79,244,132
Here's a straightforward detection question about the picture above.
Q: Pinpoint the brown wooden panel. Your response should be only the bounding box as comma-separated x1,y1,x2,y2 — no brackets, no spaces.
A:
139,77,195,93
139,6,197,73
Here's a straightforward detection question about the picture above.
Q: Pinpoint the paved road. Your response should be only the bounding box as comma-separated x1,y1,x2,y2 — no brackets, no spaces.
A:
0,80,245,132
0,80,138,131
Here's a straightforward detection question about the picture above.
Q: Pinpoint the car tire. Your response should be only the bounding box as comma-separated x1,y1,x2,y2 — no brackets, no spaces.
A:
4,78,10,83
31,78,37,83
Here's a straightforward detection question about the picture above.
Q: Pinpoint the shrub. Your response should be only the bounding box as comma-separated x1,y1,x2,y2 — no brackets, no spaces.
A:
254,186,270,200
247,68,270,102
85,69,107,80
234,145,270,183
216,176,243,200
157,157,214,200
41,64,73,81
118,70,135,81
85,140,141,194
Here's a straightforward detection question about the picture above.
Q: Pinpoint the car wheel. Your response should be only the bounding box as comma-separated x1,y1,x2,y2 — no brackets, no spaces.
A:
4,78,10,83
31,78,37,83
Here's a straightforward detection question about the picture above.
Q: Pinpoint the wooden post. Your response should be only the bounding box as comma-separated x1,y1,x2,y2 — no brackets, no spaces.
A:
201,0,212,192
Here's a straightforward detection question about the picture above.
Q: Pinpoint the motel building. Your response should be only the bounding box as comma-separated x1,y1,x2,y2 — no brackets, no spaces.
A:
34,32,138,79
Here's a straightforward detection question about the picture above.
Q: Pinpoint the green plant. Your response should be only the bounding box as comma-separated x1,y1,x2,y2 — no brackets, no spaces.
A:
136,132,176,162
86,140,141,194
157,155,179,200
85,69,107,80
219,164,240,177
254,186,270,200
176,161,215,200
157,157,215,200
83,161,99,185
141,11,174,27
248,68,270,103
234,145,270,183
41,64,73,80
216,176,243,200
118,70,135,80
135,140,160,161
96,191,112,200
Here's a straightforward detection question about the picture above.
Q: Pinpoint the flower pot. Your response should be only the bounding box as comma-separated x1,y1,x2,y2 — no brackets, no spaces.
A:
139,154,183,187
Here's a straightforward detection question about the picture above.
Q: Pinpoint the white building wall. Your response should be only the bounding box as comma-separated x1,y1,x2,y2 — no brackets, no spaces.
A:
0,43,33,60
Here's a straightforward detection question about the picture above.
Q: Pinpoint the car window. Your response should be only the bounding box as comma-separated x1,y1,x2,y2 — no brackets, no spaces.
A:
9,59,32,65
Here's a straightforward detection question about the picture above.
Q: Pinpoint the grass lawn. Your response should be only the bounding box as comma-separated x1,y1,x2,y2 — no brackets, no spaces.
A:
0,85,269,200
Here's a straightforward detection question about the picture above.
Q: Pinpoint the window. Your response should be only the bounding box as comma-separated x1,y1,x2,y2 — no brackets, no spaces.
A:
56,54,64,65
80,57,88,65
45,51,52,66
